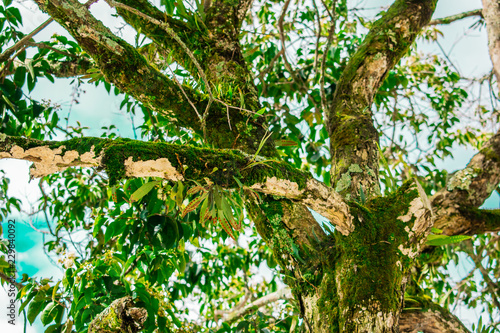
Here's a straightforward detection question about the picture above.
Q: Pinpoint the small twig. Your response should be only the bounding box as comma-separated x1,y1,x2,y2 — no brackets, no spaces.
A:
320,0,337,114
0,271,24,289
165,65,202,121
24,41,78,58
223,288,292,325
0,18,53,65
428,9,483,26
311,0,322,74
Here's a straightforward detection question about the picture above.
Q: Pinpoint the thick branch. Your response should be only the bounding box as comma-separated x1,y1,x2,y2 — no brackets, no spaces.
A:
432,128,500,235
482,0,500,93
428,9,483,26
0,134,352,234
328,0,437,199
34,0,208,133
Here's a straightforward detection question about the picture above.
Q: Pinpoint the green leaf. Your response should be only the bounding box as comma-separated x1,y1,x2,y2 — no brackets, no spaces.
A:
181,191,208,217
40,302,57,325
275,139,298,146
426,234,471,246
27,300,44,325
252,107,266,119
130,180,159,202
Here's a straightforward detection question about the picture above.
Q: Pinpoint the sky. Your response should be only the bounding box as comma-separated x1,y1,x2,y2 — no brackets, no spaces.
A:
0,0,496,332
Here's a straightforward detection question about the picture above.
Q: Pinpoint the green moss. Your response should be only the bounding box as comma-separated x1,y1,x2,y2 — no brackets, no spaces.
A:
317,272,340,332
333,181,419,326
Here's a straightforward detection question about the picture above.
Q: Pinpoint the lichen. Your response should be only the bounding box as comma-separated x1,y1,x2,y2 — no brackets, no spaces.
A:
335,173,352,192
447,167,481,191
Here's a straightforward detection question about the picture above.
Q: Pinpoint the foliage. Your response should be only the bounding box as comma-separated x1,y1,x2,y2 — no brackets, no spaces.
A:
0,0,499,332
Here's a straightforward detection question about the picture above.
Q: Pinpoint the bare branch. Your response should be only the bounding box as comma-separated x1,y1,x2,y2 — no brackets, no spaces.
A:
428,9,483,26
223,288,292,325
0,18,53,65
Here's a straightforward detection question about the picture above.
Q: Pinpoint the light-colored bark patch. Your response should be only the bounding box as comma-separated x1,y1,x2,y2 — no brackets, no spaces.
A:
124,157,184,181
249,176,302,197
0,144,100,177
251,177,354,235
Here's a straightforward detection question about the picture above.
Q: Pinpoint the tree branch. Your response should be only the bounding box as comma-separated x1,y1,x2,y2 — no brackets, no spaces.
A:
428,9,483,26
0,134,352,234
432,128,500,235
223,287,292,325
109,0,199,75
0,18,53,65
34,0,209,133
328,0,437,200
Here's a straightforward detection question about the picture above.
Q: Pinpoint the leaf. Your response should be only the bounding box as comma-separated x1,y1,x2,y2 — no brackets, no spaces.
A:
187,185,204,196
233,176,244,189
27,300,44,325
130,181,160,202
40,302,57,325
252,107,266,119
221,195,240,231
426,234,471,246
218,210,236,241
181,192,208,217
275,139,298,147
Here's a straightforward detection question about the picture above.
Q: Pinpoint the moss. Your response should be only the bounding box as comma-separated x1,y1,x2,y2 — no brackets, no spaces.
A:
317,272,340,332
480,144,500,163
333,181,419,324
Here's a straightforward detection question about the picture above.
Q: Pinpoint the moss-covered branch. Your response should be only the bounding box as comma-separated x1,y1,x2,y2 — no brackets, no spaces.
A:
0,134,352,232
432,128,500,234
328,0,437,199
88,297,147,333
34,0,208,133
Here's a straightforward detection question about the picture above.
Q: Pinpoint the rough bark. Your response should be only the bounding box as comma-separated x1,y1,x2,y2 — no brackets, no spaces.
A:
482,0,500,93
328,0,437,200
87,297,147,333
432,128,500,235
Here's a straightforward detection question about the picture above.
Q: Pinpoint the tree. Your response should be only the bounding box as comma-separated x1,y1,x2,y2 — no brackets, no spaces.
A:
0,0,499,332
